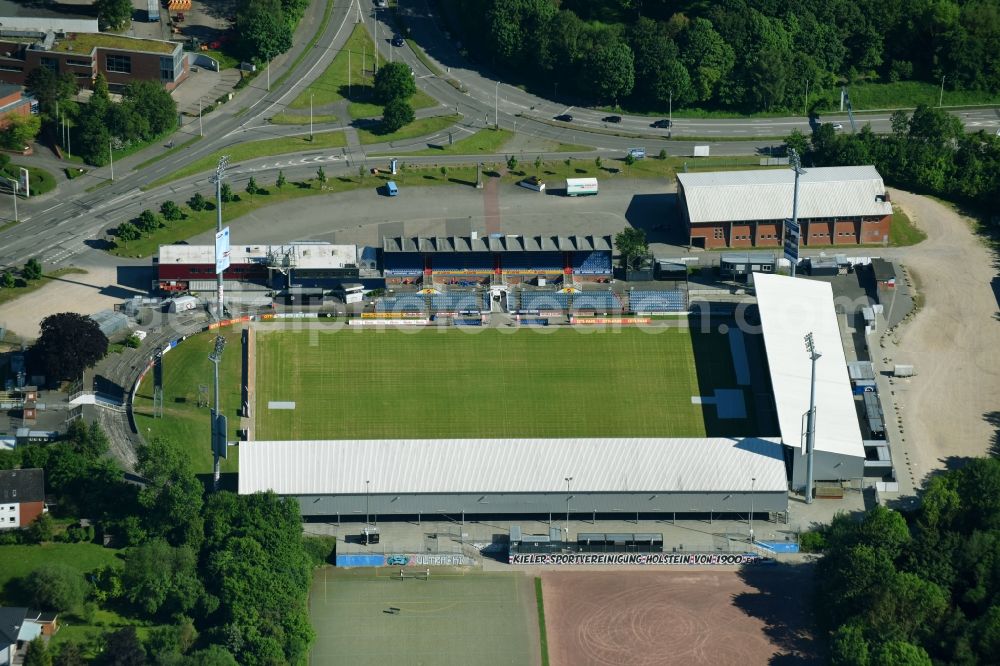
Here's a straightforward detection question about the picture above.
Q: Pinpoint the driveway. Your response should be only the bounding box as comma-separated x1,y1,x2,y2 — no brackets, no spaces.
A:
880,189,1000,482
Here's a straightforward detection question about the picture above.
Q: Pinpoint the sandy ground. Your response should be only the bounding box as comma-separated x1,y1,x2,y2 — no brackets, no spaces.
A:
541,568,815,666
882,189,1000,481
0,264,141,340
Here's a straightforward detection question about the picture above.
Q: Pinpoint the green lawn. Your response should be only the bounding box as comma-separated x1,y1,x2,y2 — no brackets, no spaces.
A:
357,114,459,145
254,326,748,440
310,568,540,666
289,24,438,120
133,326,243,475
269,112,339,125
146,130,346,187
819,81,1000,111
373,128,513,156
0,543,121,602
890,203,927,246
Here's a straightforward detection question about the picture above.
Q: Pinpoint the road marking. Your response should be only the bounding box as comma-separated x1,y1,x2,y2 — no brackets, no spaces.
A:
39,203,64,215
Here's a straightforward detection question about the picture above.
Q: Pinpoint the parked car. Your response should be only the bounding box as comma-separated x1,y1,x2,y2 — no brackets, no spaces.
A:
374,0,387,7
832,123,844,130
651,119,672,128
554,114,573,122
385,181,399,196
392,34,405,47
518,176,546,192
602,115,622,123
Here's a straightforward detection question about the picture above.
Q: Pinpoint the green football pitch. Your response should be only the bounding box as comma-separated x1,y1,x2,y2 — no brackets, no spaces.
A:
309,568,540,666
255,326,753,440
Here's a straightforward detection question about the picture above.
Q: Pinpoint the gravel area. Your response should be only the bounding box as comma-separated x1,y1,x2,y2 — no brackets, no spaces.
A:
878,189,1000,482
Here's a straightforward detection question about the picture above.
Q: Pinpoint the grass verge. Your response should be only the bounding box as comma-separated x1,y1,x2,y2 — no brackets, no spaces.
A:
269,112,339,125
820,81,1000,112
271,0,336,91
357,114,458,145
133,135,203,171
347,89,437,120
535,577,549,666
553,142,595,152
146,131,346,187
2,164,55,195
406,38,444,76
372,127,513,155
890,203,927,246
0,268,86,308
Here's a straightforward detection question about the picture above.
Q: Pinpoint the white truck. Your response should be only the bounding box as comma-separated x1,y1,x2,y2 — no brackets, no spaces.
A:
565,177,598,196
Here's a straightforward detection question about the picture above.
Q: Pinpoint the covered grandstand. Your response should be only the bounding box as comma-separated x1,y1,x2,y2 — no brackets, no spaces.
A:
382,235,613,284
753,272,866,487
239,437,789,518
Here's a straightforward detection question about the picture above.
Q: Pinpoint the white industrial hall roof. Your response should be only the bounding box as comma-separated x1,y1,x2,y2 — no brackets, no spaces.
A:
239,438,788,496
677,165,893,224
157,242,359,269
753,273,864,460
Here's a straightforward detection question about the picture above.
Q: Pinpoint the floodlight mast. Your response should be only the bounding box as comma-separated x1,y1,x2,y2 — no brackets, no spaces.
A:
788,149,806,277
209,335,226,490
804,333,821,504
211,156,230,320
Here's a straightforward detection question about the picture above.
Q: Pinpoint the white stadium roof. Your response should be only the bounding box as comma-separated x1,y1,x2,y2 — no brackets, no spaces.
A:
239,438,788,496
677,165,893,224
158,242,358,269
753,273,864,459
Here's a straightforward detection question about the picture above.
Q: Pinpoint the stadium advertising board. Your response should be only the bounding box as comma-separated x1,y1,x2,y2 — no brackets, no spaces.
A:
783,219,800,264
215,227,231,274
509,552,760,566
349,319,429,326
571,317,652,325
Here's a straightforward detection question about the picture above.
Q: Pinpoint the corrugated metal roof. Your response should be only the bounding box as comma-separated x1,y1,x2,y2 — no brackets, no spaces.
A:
238,437,788,495
158,243,357,269
381,236,612,253
753,273,865,459
678,166,893,224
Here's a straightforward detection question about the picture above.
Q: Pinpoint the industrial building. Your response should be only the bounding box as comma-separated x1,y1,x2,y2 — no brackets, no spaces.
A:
239,437,789,519
677,166,893,249
156,242,364,294
753,273,866,487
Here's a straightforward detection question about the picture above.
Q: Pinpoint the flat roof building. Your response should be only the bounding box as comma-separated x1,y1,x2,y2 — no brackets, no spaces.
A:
677,166,893,249
753,272,866,489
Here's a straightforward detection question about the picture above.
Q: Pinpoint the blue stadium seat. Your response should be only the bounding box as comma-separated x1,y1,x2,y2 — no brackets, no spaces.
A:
430,293,481,312
375,295,427,313
572,251,612,275
571,291,623,311
628,290,687,313
518,292,572,311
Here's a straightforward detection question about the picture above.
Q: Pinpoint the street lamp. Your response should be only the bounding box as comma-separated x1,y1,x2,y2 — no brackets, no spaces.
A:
749,476,756,542
365,479,370,528
495,81,499,130
109,139,114,182
9,179,18,223
564,476,573,540
309,93,314,141
939,75,946,108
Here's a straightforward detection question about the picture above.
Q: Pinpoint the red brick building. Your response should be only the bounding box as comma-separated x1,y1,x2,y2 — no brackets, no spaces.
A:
0,468,45,530
677,166,893,250
0,84,35,128
0,32,187,92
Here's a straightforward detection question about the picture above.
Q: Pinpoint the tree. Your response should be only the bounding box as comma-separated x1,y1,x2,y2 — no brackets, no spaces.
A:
506,155,518,171
23,258,43,281
316,166,326,187
95,0,133,30
381,98,415,133
0,115,41,151
587,39,635,104
1,271,15,288
53,641,86,666
116,222,140,245
24,68,77,118
220,183,235,203
26,563,87,613
624,151,636,174
440,166,448,178
373,61,417,104
159,200,182,222
23,636,51,666
101,626,146,666
870,641,932,666
137,438,204,548
534,155,543,173
189,193,207,211
276,170,287,190
135,210,160,234
122,540,205,617
186,646,238,666
32,313,109,383
123,82,177,139
28,513,54,543
786,129,810,158
595,156,603,169
235,0,293,63
614,227,647,269
245,177,259,202
830,623,869,666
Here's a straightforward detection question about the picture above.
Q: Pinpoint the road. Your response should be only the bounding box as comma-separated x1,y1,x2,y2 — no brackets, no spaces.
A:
2,0,999,275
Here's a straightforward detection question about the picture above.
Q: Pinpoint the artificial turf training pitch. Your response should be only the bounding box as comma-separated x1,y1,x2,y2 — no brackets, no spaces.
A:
254,326,748,440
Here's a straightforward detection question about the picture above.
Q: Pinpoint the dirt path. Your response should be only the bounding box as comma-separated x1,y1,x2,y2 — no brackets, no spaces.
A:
882,189,1000,481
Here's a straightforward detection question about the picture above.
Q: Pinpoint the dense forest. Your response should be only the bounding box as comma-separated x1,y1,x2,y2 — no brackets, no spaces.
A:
812,457,1000,665
439,0,1000,113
